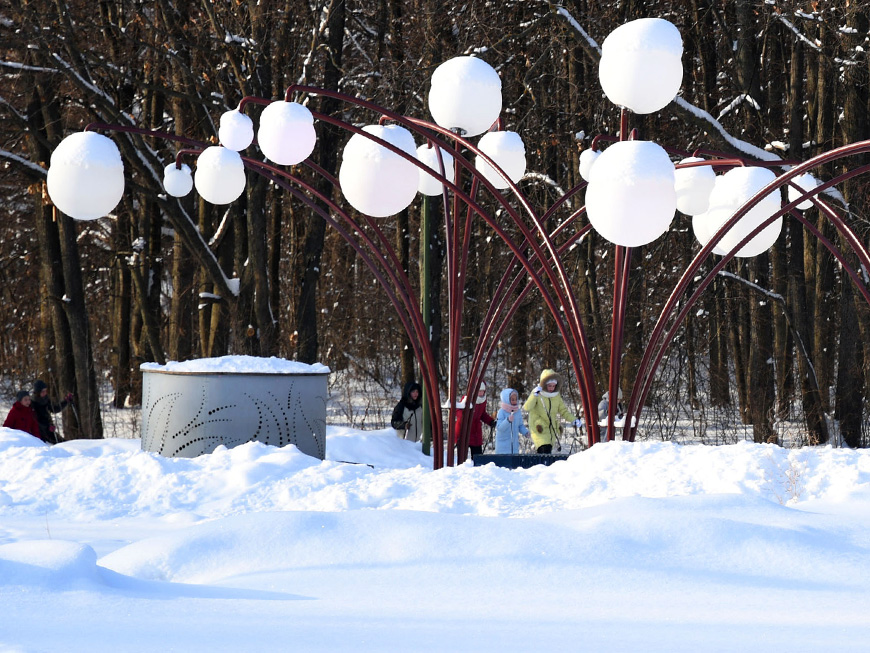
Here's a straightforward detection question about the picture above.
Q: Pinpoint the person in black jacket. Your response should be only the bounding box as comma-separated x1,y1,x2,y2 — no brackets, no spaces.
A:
31,380,72,444
390,381,423,442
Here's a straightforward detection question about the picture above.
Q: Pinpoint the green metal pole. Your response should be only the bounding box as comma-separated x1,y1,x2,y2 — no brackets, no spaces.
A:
420,195,434,455
420,195,433,455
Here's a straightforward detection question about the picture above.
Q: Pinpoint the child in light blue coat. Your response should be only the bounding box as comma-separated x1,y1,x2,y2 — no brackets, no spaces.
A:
495,388,529,454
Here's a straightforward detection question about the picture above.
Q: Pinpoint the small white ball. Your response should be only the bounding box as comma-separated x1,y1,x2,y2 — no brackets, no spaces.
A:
475,131,526,190
416,144,455,196
194,146,246,205
218,109,255,151
257,101,317,166
163,163,194,197
674,157,716,216
579,149,600,182
787,172,819,211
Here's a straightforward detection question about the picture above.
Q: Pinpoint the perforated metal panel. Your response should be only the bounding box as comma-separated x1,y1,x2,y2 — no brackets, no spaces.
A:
141,370,328,459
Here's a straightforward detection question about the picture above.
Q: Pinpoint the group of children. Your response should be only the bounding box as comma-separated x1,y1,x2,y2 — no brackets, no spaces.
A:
3,381,73,444
391,368,583,456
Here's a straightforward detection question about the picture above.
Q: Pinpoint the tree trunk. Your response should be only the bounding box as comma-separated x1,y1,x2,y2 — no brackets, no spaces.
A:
296,0,346,364
746,255,776,443
55,213,104,439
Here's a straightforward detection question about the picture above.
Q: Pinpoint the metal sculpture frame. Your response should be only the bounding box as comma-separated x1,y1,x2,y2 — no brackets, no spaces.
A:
84,86,870,469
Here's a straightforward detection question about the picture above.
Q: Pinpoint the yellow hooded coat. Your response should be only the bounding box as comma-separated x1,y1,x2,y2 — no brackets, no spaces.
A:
523,369,577,449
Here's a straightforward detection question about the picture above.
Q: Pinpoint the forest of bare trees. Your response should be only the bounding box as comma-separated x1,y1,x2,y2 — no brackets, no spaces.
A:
1,0,869,446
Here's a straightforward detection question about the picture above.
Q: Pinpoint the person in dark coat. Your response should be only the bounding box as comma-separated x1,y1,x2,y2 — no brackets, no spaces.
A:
3,391,42,440
391,381,423,443
31,380,72,445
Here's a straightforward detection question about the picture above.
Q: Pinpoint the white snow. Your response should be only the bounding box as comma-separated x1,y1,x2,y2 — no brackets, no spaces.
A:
141,354,330,374
2,420,870,651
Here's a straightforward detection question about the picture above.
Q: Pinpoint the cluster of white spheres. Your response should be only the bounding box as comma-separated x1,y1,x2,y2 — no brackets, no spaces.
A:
161,101,319,205
337,55,520,216
45,53,520,221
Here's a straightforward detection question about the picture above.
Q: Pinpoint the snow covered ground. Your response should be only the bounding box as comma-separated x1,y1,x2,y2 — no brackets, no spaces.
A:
2,425,870,652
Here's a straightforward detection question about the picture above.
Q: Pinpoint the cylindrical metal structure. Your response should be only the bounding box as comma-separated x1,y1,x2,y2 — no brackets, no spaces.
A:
140,358,329,459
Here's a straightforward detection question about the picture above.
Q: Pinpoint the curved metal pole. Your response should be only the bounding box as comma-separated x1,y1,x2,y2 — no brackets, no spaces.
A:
630,201,870,443
269,101,590,464
243,161,445,464
473,222,597,448
275,88,596,429
605,110,632,444
626,148,870,439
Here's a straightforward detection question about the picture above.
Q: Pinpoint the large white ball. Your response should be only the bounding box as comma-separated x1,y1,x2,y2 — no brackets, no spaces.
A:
698,166,782,258
416,144,455,196
257,101,317,166
474,131,526,190
598,18,683,114
219,109,254,151
428,56,502,137
46,132,125,220
579,148,600,182
194,146,247,205
339,124,419,217
585,140,676,247
163,163,194,197
674,157,716,216
787,172,819,210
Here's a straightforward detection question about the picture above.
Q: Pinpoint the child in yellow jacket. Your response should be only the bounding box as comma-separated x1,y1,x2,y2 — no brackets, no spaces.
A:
523,369,582,453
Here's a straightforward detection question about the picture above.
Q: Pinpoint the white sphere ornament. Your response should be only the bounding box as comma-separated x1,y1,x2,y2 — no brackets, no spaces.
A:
257,101,317,165
674,157,716,216
428,56,502,137
163,163,193,197
416,144,455,196
691,211,728,256
474,131,526,190
598,18,683,114
194,146,246,205
579,148,600,182
787,172,819,210
218,109,254,151
46,131,125,220
585,140,676,247
698,166,782,257
339,124,419,217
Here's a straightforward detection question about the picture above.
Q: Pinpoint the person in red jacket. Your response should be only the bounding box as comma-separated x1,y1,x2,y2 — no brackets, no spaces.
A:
454,381,495,459
3,391,42,440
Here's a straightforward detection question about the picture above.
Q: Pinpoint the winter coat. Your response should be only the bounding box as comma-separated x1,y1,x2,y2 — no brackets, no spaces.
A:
3,401,42,440
453,394,495,448
597,390,625,423
391,381,423,443
523,369,577,449
495,388,529,454
31,391,68,443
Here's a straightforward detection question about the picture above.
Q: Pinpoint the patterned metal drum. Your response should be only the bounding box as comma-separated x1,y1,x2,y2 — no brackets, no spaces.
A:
140,357,329,459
